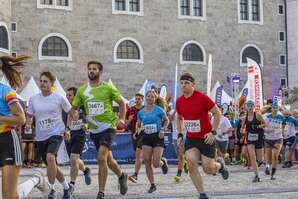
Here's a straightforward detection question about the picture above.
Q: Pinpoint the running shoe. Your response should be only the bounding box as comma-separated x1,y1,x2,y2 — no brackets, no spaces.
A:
84,167,92,185
68,183,75,196
265,167,270,175
288,161,293,168
282,163,289,168
161,157,168,174
33,169,47,193
252,175,260,183
148,184,157,193
96,192,105,199
48,189,56,199
199,193,209,199
62,187,71,199
128,174,138,183
217,157,229,180
118,173,128,195
271,176,276,180
27,162,33,168
174,175,181,183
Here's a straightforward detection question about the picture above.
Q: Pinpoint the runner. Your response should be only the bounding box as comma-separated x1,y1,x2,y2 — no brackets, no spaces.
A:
281,109,298,168
291,109,298,159
264,101,284,180
214,113,232,162
0,56,28,199
69,61,128,199
234,111,246,165
242,100,265,182
176,72,229,199
126,93,144,183
226,113,236,164
26,71,72,199
169,109,187,183
64,87,92,195
136,90,169,193
20,103,35,169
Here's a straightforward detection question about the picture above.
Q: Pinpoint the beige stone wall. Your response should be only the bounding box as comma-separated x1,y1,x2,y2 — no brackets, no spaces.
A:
9,0,286,99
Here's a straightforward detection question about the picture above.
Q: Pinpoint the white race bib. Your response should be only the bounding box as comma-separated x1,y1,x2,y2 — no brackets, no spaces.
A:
184,120,201,133
248,133,258,141
144,124,157,134
88,102,104,115
38,118,54,130
71,119,83,131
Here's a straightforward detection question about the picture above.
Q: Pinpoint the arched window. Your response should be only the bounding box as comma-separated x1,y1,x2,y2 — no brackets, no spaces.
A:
38,33,72,61
114,37,143,63
0,22,10,53
240,44,263,66
180,40,206,64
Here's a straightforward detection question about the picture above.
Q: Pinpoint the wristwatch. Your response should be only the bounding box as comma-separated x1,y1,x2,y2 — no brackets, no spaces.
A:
211,130,217,135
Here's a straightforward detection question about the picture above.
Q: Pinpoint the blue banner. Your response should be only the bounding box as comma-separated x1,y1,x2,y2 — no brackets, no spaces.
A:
242,88,248,97
215,86,223,106
81,132,178,164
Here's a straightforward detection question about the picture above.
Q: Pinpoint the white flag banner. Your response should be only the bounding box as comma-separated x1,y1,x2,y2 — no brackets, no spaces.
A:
247,58,263,111
54,78,66,97
207,54,213,97
57,140,69,164
138,80,148,96
20,76,41,102
159,84,167,99
210,81,233,106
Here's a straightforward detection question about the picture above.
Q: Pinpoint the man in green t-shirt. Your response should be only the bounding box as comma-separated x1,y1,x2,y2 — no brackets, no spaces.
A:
69,61,128,199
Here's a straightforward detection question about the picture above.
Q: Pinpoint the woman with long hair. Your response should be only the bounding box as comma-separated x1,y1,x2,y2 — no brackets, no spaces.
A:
242,100,265,182
0,55,28,199
264,101,284,180
136,90,170,193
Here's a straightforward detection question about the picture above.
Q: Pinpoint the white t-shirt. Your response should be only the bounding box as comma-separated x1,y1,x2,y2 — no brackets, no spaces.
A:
28,93,72,141
264,113,284,140
214,116,231,142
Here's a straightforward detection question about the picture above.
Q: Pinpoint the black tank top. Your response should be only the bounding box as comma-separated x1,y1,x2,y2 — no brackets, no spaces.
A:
245,112,262,135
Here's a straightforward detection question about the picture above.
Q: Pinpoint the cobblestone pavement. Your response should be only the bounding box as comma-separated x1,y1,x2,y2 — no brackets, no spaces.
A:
4,164,298,199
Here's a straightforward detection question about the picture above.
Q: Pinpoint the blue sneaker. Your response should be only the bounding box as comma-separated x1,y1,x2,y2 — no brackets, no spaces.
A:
48,189,56,199
62,187,71,199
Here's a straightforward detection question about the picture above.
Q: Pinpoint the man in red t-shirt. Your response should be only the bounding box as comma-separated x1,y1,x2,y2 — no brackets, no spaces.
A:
176,73,229,199
126,93,144,183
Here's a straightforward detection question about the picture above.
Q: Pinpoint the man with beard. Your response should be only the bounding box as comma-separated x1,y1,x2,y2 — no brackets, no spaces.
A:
69,61,128,199
26,71,71,199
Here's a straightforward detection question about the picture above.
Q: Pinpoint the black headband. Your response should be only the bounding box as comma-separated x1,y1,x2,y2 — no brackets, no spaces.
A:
180,74,195,82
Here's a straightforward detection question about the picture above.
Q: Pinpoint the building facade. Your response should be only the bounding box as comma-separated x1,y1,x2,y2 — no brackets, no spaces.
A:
0,0,287,99
287,0,298,88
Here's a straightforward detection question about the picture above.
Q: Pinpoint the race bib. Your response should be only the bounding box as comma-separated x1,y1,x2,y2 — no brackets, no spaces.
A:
144,124,157,134
88,102,104,115
248,133,258,141
71,119,83,131
184,120,201,133
38,118,54,130
24,129,33,135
